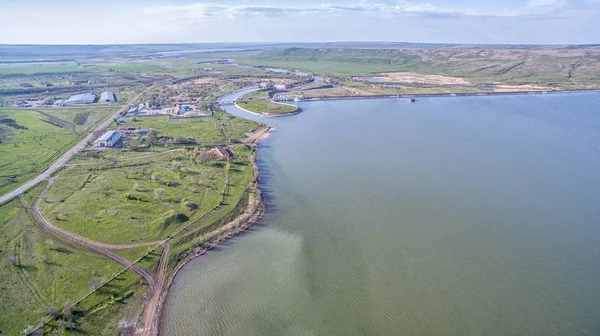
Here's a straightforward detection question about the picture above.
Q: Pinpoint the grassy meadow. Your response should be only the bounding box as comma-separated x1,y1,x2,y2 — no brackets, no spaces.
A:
42,106,119,133
41,112,261,246
1,109,262,334
0,107,117,196
238,90,298,114
0,184,145,336
0,109,82,195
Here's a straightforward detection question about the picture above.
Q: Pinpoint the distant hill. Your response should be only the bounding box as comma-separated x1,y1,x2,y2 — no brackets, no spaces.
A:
244,47,600,89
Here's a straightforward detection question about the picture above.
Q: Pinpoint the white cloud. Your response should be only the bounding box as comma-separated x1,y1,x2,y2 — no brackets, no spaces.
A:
142,0,591,21
142,2,491,21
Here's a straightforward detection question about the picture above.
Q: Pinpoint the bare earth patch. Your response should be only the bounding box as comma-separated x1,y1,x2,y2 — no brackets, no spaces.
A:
493,84,552,92
361,72,472,85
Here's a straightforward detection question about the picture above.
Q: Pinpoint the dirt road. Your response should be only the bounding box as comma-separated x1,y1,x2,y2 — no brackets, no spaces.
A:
25,177,170,336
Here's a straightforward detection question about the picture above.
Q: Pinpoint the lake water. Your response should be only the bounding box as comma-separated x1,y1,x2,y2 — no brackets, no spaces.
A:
162,93,600,336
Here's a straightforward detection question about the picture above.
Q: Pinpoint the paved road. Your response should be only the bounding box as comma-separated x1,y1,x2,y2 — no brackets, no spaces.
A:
0,90,147,204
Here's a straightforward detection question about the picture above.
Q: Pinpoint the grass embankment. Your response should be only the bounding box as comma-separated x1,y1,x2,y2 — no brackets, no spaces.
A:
0,184,144,336
0,107,118,196
238,90,298,114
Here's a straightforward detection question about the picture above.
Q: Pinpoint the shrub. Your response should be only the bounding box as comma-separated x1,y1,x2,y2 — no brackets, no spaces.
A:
182,200,198,211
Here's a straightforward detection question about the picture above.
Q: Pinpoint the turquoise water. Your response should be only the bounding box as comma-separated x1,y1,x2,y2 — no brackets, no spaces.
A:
162,93,600,336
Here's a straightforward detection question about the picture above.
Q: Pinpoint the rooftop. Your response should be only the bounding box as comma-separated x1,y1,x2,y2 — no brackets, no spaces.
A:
101,91,115,100
97,130,120,142
67,93,95,103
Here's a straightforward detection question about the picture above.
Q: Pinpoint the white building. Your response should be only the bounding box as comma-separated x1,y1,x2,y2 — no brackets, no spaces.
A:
66,93,95,105
274,84,287,91
100,91,116,102
94,131,121,148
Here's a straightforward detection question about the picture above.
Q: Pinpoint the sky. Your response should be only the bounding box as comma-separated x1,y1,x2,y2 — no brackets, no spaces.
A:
0,0,599,44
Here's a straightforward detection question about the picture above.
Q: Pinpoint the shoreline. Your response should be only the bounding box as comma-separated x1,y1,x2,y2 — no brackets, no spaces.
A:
221,86,600,120
234,102,301,118
298,87,600,102
152,125,274,336
148,85,599,334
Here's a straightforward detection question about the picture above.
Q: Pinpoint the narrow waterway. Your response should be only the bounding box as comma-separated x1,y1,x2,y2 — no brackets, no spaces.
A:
162,92,600,336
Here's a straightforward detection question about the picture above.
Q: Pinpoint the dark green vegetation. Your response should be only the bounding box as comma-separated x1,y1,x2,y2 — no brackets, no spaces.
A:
0,184,143,336
244,47,600,89
238,90,298,114
0,108,112,195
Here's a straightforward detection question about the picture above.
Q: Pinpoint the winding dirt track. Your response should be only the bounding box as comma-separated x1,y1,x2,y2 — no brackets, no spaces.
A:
31,179,160,249
26,177,169,336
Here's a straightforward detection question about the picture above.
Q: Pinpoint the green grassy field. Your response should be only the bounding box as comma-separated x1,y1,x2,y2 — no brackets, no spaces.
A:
42,106,119,133
1,109,262,334
0,62,85,75
41,113,261,245
0,109,82,195
0,184,144,336
238,90,298,114
0,107,119,196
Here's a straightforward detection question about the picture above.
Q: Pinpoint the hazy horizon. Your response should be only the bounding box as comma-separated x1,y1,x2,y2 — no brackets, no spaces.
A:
1,0,599,45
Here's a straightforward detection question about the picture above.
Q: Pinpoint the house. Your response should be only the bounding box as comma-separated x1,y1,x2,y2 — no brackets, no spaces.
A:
66,93,95,105
94,131,121,148
274,84,287,91
259,82,268,89
100,91,116,102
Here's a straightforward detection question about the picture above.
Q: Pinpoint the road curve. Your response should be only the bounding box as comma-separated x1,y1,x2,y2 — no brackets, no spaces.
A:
31,177,162,250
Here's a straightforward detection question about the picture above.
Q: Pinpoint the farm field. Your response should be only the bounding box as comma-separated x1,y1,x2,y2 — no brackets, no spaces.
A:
0,107,118,196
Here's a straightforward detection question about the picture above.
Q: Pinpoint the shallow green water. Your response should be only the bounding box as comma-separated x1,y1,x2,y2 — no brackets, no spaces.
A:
162,93,600,336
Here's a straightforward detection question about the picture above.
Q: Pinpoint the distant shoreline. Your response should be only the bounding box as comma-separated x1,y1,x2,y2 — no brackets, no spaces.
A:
299,88,600,103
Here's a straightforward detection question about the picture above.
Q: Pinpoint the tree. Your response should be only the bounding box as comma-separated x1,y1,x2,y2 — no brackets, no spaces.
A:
48,306,60,318
174,137,189,144
148,129,159,144
196,150,219,164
